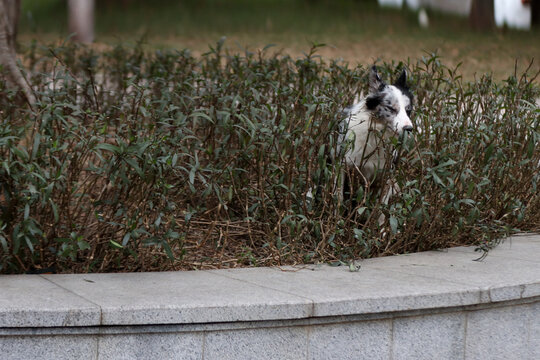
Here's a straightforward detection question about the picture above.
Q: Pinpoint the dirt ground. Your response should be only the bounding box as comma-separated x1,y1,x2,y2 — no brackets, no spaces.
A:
17,0,540,82
147,34,539,82
19,27,540,83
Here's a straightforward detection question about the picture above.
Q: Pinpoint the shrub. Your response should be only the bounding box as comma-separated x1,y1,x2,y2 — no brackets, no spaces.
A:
0,41,538,273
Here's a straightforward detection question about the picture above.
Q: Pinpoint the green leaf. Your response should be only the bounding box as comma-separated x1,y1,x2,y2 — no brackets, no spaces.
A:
412,208,424,227
431,172,444,186
356,207,367,216
189,112,215,124
78,240,91,251
348,262,361,272
12,225,20,254
24,204,30,220
262,43,276,51
0,234,8,252
526,139,534,159
49,199,59,223
389,216,398,234
122,233,131,247
31,133,41,160
110,240,123,249
161,240,175,260
458,198,476,207
125,158,144,178
2,161,10,175
12,146,29,161
96,143,122,154
189,166,196,185
25,236,35,253
484,143,494,163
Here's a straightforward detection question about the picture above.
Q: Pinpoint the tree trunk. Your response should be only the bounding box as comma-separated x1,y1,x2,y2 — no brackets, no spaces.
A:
68,0,95,43
469,0,495,30
532,0,540,26
0,0,35,107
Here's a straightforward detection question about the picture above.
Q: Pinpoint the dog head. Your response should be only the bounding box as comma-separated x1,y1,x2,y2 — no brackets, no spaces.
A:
365,66,414,135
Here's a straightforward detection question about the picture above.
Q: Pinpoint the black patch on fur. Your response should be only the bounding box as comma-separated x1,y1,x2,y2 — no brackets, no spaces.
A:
393,69,414,116
366,94,382,110
369,66,386,94
394,69,407,89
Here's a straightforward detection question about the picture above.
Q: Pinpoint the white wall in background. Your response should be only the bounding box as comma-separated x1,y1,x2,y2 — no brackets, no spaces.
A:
494,0,531,29
378,0,404,8
378,0,472,15
379,0,532,30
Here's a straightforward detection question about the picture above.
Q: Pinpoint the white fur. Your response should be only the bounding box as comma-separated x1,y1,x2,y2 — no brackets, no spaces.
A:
344,99,387,181
344,85,412,182
341,72,414,227
388,86,413,133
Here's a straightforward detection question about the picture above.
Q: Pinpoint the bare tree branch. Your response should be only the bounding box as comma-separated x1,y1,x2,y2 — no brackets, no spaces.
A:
0,0,36,108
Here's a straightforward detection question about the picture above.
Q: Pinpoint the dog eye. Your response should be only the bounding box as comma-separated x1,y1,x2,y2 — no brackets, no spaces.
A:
385,105,397,114
405,105,412,115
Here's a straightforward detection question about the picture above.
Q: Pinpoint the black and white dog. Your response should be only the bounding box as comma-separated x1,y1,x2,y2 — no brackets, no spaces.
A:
342,65,414,213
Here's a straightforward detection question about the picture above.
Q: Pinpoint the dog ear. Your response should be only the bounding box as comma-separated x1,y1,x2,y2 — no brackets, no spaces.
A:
366,93,383,110
369,66,385,94
394,69,408,89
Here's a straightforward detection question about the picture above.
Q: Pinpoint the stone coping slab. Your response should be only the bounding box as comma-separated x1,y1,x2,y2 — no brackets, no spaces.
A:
0,234,539,328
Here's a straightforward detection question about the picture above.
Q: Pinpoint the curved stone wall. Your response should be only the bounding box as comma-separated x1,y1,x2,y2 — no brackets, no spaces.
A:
1,234,539,359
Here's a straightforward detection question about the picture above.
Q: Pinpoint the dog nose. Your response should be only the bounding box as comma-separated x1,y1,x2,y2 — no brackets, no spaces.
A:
403,125,413,132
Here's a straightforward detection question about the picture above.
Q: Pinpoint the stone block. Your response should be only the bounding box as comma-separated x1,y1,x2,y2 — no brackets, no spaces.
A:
204,326,308,360
43,271,312,326
364,247,540,304
466,303,532,360
210,265,481,318
530,301,540,360
0,275,100,327
308,319,391,360
0,335,97,360
450,234,540,263
98,332,203,360
392,312,465,360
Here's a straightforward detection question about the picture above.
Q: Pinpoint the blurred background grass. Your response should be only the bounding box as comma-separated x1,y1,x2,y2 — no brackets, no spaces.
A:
18,0,540,81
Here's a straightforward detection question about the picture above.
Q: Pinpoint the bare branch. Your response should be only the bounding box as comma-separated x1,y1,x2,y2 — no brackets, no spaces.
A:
0,0,36,108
